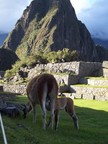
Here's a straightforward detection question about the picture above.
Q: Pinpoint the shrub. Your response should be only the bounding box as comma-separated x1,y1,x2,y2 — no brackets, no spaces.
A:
5,48,80,78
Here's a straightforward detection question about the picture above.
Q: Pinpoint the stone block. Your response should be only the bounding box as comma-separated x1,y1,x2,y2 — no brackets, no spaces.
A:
102,61,108,68
71,93,82,99
83,94,93,100
103,68,108,78
94,95,108,101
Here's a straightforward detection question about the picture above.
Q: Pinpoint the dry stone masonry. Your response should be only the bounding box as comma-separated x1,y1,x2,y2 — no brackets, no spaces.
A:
28,61,102,79
70,85,108,101
1,61,108,101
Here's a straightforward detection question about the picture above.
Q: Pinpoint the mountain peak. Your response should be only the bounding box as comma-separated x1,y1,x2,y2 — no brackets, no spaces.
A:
2,0,103,61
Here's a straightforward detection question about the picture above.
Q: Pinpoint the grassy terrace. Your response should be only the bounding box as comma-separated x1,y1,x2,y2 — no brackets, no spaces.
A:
0,96,108,144
72,84,108,88
84,77,108,80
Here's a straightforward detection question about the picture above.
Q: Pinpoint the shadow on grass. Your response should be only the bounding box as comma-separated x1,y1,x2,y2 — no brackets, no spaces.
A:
0,98,108,144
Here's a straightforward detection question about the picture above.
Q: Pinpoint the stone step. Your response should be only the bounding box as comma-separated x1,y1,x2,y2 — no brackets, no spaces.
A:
80,77,108,86
70,84,108,101
102,61,108,68
103,68,108,78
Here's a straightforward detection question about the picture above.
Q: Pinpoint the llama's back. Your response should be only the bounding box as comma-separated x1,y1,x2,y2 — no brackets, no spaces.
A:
36,73,58,101
26,73,58,104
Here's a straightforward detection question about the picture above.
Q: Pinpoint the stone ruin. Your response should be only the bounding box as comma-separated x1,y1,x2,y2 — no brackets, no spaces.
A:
0,61,108,103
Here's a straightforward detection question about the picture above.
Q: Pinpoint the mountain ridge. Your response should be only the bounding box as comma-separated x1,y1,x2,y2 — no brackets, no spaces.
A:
93,37,108,49
2,0,108,62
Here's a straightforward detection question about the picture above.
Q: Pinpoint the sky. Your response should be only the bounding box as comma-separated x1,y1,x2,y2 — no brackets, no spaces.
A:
72,0,108,40
0,0,108,40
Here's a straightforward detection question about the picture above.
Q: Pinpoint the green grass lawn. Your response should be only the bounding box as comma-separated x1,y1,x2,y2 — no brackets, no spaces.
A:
0,96,108,144
74,84,108,88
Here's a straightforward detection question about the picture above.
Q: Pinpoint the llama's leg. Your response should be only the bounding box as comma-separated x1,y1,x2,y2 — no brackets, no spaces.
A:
33,105,37,122
41,99,46,129
28,93,37,122
65,107,79,129
55,110,59,130
40,88,47,129
72,114,79,129
29,101,37,122
48,96,55,129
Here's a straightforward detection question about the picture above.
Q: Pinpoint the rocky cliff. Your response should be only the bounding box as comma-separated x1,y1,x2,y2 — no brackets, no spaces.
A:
2,0,106,61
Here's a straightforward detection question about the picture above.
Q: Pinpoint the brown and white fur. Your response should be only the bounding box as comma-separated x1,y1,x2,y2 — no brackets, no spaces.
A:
46,96,79,130
26,73,58,129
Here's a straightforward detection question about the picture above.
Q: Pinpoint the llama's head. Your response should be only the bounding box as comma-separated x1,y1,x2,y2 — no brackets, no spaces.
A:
23,102,32,118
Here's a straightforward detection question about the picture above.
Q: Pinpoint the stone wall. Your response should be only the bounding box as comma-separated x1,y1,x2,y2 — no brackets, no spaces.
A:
3,84,27,95
78,62,102,77
28,61,102,80
2,83,108,101
80,78,108,86
102,61,108,78
1,61,108,101
0,61,103,93
70,85,108,101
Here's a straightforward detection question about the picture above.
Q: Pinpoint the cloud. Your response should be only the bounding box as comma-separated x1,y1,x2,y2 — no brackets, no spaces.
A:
0,0,32,32
71,0,92,14
73,0,108,39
